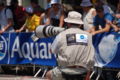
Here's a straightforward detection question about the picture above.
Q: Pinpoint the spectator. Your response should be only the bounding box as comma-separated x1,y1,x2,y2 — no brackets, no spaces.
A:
80,0,96,31
48,0,65,27
40,5,51,25
34,6,45,25
30,0,45,24
95,0,114,14
45,11,95,80
15,6,41,32
89,6,119,35
30,0,44,14
30,0,39,9
40,1,52,25
113,2,120,30
0,1,14,33
8,0,26,30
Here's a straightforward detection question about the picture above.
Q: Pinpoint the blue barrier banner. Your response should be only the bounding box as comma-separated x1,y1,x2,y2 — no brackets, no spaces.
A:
0,32,120,68
0,32,56,66
93,31,120,68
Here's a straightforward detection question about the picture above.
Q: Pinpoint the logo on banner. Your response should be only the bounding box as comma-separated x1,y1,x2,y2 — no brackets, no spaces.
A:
0,36,7,60
95,33,120,67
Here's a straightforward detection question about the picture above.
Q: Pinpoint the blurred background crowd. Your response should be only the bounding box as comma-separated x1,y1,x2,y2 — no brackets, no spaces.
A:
0,0,120,34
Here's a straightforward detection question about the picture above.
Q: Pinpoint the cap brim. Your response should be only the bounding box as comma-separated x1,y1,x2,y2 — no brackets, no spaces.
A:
80,3,92,7
64,18,84,25
51,2,60,5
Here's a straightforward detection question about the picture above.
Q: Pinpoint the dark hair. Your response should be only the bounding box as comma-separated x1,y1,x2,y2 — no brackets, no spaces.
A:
26,12,34,16
34,6,45,13
0,2,4,6
95,5,104,12
10,0,18,4
30,0,38,4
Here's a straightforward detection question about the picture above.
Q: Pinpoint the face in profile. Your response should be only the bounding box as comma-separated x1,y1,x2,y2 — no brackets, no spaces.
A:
82,6,90,13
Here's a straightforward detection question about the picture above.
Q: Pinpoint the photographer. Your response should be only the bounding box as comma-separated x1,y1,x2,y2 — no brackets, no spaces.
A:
45,11,95,80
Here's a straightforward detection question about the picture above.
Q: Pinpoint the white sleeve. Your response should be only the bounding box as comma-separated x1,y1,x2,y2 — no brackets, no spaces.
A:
6,9,13,19
86,8,95,24
51,34,61,54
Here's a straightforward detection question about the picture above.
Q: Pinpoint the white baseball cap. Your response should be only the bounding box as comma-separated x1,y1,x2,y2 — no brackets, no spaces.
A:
64,11,84,25
50,0,60,5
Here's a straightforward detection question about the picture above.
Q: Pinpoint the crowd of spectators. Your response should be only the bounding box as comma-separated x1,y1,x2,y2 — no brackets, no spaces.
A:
0,0,120,34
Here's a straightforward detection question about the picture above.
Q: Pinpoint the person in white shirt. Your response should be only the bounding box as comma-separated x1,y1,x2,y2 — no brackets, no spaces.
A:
80,0,96,31
0,1,14,33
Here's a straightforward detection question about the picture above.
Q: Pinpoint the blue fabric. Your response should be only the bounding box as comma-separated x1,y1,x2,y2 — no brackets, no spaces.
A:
93,31,120,68
45,3,51,9
0,32,56,66
93,13,114,28
115,18,120,27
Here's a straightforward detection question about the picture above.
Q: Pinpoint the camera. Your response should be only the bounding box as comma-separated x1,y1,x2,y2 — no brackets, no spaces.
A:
31,25,65,41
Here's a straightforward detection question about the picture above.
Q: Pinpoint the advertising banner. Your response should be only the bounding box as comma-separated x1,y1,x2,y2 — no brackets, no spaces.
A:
0,32,56,66
0,32,120,68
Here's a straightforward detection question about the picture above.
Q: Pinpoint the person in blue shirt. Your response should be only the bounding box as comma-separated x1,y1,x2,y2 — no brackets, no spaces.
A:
113,2,120,30
89,5,119,35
